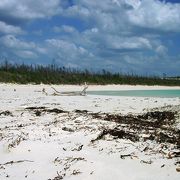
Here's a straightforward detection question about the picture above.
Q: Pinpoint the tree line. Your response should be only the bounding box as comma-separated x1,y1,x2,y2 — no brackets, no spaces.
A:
0,61,179,86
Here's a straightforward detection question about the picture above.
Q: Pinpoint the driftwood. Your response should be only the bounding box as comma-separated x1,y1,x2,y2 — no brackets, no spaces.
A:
43,83,88,96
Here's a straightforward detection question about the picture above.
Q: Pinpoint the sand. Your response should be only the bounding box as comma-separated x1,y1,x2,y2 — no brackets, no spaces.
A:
0,84,180,180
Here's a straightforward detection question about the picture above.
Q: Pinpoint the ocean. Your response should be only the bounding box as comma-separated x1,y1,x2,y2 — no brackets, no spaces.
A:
87,89,180,98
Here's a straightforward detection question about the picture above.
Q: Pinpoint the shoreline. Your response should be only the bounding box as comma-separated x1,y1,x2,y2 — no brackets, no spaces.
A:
1,83,180,91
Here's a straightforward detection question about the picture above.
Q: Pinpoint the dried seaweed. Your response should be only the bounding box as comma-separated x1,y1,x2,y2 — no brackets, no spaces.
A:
25,107,67,116
90,110,179,146
91,128,138,143
0,111,13,116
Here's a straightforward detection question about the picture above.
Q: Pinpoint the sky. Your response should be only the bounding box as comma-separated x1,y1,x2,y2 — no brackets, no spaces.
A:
0,0,180,76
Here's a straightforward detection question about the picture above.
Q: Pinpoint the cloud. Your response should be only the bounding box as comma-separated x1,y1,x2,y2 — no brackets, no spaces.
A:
55,0,180,71
0,21,24,34
0,35,45,59
105,36,152,50
0,0,62,25
64,0,180,33
14,50,38,59
0,35,36,49
127,0,180,32
156,45,168,56
0,0,179,75
45,38,93,60
53,25,77,33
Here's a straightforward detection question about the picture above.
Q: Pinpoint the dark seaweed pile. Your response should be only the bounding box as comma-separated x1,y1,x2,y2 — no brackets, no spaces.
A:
23,106,180,148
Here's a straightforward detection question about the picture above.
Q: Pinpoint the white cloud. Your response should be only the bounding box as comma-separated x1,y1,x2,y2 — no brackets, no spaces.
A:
0,0,62,22
124,0,141,9
45,38,93,62
36,47,47,54
0,35,45,59
105,36,152,50
1,35,36,49
65,5,90,17
56,0,179,70
0,0,179,75
156,45,168,56
14,50,38,59
0,21,24,34
127,0,180,32
46,39,77,52
63,0,180,34
91,28,99,33
53,25,77,33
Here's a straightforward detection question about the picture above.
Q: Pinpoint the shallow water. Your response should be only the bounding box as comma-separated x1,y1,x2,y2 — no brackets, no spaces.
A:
88,89,180,98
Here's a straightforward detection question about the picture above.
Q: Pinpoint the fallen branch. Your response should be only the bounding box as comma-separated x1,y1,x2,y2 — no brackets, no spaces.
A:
51,87,61,94
51,84,88,96
0,160,34,166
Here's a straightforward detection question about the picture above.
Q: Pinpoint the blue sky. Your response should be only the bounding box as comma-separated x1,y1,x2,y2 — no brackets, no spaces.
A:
0,0,180,76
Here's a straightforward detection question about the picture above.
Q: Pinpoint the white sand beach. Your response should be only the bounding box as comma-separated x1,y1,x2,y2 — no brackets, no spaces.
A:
0,84,180,180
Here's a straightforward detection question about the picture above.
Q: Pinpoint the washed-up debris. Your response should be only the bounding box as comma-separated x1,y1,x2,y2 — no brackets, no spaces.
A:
25,106,46,110
5,106,179,174
140,160,153,164
71,145,83,151
24,107,179,146
48,171,65,180
156,131,180,145
62,127,75,132
0,160,34,167
25,106,67,116
91,128,138,143
71,169,81,175
175,161,180,165
0,110,13,116
138,111,175,121
50,156,86,179
42,86,85,96
120,154,132,159
176,167,180,172
7,135,27,150
46,108,67,114
51,84,88,96
90,112,105,119
170,151,180,158
102,111,176,128
89,110,180,146
74,109,88,114
35,110,41,116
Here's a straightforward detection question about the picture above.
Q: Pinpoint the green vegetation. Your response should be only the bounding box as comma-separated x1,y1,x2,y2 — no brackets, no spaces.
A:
0,61,180,86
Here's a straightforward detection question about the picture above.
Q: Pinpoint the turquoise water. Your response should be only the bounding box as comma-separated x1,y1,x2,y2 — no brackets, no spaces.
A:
88,89,180,98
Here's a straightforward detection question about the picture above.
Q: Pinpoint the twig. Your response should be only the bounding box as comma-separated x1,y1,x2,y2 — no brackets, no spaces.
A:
140,160,153,164
51,87,61,94
0,160,34,166
120,154,132,159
